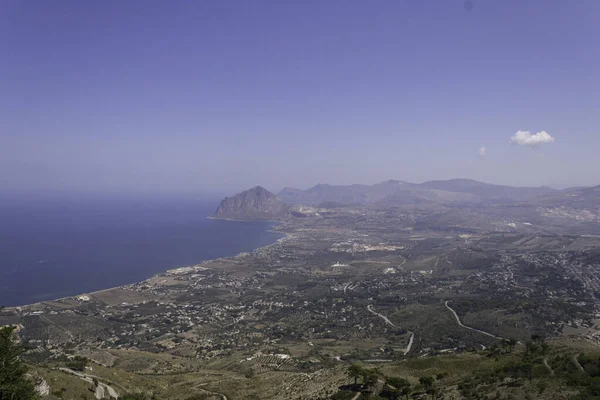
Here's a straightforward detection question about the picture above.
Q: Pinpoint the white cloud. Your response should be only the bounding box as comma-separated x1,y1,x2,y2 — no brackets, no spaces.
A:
478,146,487,157
510,130,555,147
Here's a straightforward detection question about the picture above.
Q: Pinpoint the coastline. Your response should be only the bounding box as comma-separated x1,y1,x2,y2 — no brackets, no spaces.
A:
5,218,288,312
207,215,283,223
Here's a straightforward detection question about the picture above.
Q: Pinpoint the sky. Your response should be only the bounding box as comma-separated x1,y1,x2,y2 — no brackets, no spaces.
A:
1,0,599,197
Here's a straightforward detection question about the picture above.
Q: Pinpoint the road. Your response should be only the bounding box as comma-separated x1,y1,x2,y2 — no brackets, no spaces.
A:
543,358,555,376
399,255,407,268
572,354,585,373
403,331,415,356
367,305,396,327
444,301,504,340
58,368,120,399
367,305,414,355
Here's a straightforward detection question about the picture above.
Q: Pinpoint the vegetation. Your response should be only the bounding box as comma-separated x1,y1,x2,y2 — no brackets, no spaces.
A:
65,356,88,372
120,394,157,400
0,325,38,400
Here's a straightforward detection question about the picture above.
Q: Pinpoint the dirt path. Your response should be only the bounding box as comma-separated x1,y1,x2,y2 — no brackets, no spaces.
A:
444,301,504,340
404,331,415,356
367,305,395,327
40,315,75,342
367,305,414,355
573,354,585,373
543,358,555,376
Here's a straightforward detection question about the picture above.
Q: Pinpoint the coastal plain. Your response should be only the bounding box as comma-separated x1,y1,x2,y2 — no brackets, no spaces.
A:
4,182,600,399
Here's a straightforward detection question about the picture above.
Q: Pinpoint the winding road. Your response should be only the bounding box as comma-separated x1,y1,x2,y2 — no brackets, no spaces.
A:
367,305,414,355
572,354,585,373
59,367,120,399
543,358,555,376
444,301,504,340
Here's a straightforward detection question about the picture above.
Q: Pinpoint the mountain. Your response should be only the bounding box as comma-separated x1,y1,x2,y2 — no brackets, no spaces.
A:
214,186,289,220
419,179,556,201
278,179,558,206
219,181,597,213
536,184,600,208
279,184,370,205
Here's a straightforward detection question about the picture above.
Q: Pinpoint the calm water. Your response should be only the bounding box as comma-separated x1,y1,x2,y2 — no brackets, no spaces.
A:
0,196,282,306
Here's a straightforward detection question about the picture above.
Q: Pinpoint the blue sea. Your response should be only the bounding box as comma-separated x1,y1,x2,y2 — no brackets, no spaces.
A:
0,194,282,307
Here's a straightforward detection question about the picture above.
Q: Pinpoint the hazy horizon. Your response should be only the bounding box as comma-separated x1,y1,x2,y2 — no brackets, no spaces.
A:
2,0,599,196
0,176,589,203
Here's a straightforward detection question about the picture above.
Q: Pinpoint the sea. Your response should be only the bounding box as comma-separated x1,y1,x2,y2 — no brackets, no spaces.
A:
0,194,283,307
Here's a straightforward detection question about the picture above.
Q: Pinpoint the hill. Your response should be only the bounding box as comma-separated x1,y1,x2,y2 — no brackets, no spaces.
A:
536,184,600,208
419,178,556,201
214,186,289,220
279,179,556,206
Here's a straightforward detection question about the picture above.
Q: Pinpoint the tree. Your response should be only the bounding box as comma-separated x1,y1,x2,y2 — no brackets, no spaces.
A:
365,372,379,388
435,372,448,380
501,339,511,353
386,377,410,390
521,361,533,381
385,377,411,400
419,376,437,399
66,356,88,372
487,343,501,358
348,363,364,385
507,338,518,352
531,334,545,344
331,391,356,400
419,376,435,392
399,386,412,400
0,326,38,400
427,387,438,400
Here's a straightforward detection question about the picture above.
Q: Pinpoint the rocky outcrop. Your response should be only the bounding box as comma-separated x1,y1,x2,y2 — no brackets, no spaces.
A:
214,186,289,220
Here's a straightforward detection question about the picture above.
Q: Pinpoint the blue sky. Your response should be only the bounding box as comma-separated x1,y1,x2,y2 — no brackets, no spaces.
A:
1,0,599,196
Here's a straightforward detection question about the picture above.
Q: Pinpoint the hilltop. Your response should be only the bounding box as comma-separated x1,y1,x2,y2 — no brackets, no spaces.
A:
214,186,289,220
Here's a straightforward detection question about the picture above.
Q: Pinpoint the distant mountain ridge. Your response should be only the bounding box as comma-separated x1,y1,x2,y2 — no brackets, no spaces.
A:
214,186,288,220
419,179,556,201
214,180,597,221
279,179,557,205
536,184,600,208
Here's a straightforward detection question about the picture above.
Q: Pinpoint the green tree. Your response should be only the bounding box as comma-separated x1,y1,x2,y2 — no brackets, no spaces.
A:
0,326,38,400
531,334,544,343
399,385,412,400
487,343,501,358
419,376,435,392
384,377,411,400
386,377,410,390
66,356,88,372
365,372,379,388
427,387,437,400
331,391,356,400
419,376,437,400
348,363,364,385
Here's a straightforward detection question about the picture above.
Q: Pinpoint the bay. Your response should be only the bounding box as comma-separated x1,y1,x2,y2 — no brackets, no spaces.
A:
0,196,282,306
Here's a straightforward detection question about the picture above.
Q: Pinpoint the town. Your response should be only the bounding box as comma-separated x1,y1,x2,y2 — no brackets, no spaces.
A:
4,202,600,399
